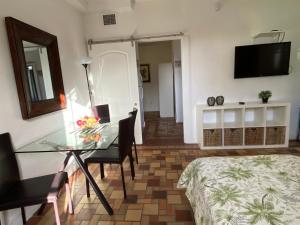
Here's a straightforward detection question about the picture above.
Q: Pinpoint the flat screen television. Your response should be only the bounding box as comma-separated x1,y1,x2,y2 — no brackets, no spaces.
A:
234,42,291,79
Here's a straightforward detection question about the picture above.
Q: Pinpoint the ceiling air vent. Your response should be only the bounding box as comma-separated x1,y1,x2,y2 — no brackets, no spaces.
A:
102,14,116,25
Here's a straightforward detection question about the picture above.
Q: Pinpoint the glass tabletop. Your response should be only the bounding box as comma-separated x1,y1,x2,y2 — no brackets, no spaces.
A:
16,123,119,153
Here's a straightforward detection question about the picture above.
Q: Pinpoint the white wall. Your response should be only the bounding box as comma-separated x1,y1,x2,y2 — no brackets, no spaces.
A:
172,40,183,123
138,41,172,112
84,0,300,143
0,0,87,224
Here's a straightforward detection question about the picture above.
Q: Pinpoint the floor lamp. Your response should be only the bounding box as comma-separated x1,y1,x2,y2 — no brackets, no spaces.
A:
80,57,93,109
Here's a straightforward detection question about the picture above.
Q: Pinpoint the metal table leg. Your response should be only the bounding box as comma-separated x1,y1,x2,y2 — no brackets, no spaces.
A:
59,152,72,172
71,151,113,215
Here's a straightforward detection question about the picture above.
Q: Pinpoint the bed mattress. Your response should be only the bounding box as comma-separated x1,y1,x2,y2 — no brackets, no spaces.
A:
177,154,300,225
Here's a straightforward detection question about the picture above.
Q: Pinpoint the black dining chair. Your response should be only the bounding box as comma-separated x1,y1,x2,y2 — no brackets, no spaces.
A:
93,104,111,123
85,116,135,199
0,133,74,225
113,108,139,164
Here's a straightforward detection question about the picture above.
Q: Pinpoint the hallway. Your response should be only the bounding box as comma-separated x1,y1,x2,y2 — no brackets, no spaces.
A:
142,112,184,146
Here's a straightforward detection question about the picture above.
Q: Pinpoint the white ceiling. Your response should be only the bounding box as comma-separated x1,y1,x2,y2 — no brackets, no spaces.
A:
65,0,160,13
64,0,88,12
65,0,133,13
87,0,133,13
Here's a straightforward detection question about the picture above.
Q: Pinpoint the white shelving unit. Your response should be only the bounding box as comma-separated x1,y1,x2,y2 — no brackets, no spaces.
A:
202,109,223,129
197,101,290,150
245,107,265,127
224,108,243,128
266,106,287,126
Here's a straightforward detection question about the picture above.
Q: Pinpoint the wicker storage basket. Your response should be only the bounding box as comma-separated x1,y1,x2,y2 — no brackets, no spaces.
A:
245,127,264,145
266,126,286,145
203,129,222,146
224,128,243,146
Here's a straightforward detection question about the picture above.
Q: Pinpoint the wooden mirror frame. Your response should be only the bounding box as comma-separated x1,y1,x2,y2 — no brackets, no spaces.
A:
5,17,66,119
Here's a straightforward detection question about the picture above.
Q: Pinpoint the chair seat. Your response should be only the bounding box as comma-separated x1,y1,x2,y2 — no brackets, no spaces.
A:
85,146,120,163
0,172,68,211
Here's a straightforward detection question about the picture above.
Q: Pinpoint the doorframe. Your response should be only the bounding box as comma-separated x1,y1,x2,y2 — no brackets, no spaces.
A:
137,36,191,143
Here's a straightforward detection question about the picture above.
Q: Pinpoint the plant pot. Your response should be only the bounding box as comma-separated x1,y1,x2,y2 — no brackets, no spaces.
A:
262,98,269,104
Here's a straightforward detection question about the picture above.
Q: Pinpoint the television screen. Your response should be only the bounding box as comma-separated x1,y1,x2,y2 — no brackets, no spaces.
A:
234,42,291,79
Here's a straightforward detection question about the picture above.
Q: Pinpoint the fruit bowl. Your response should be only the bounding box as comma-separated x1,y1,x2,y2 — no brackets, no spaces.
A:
76,116,100,129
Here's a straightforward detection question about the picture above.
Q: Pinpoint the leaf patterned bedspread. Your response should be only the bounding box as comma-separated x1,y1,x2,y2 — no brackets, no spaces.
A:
177,155,300,225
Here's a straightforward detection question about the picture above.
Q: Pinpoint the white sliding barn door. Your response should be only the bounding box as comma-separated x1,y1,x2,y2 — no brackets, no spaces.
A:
89,42,142,144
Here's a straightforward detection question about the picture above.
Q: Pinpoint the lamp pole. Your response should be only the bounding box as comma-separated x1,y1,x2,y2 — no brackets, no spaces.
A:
82,63,93,109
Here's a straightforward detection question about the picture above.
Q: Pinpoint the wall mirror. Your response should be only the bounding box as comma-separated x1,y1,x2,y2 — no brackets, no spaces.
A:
23,41,54,102
5,17,66,119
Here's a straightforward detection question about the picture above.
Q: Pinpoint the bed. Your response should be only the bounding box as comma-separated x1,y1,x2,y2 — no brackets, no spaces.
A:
177,154,300,225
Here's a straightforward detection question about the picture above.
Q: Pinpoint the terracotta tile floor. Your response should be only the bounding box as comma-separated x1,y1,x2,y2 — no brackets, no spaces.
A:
27,144,300,225
143,112,184,146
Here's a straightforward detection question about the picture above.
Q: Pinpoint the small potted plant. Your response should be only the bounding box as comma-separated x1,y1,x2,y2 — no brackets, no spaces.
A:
258,90,272,104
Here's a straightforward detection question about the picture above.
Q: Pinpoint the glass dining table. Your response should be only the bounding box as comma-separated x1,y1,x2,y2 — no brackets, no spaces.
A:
16,123,119,215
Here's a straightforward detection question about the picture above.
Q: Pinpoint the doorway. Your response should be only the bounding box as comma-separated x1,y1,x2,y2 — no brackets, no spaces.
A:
88,36,189,145
137,40,184,145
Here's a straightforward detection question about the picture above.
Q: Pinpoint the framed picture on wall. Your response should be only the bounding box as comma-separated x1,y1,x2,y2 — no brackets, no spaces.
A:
140,64,150,83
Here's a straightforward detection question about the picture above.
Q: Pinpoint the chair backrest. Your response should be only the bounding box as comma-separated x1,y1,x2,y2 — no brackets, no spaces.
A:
129,108,138,123
94,104,110,123
128,108,138,142
0,133,20,196
118,116,134,161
